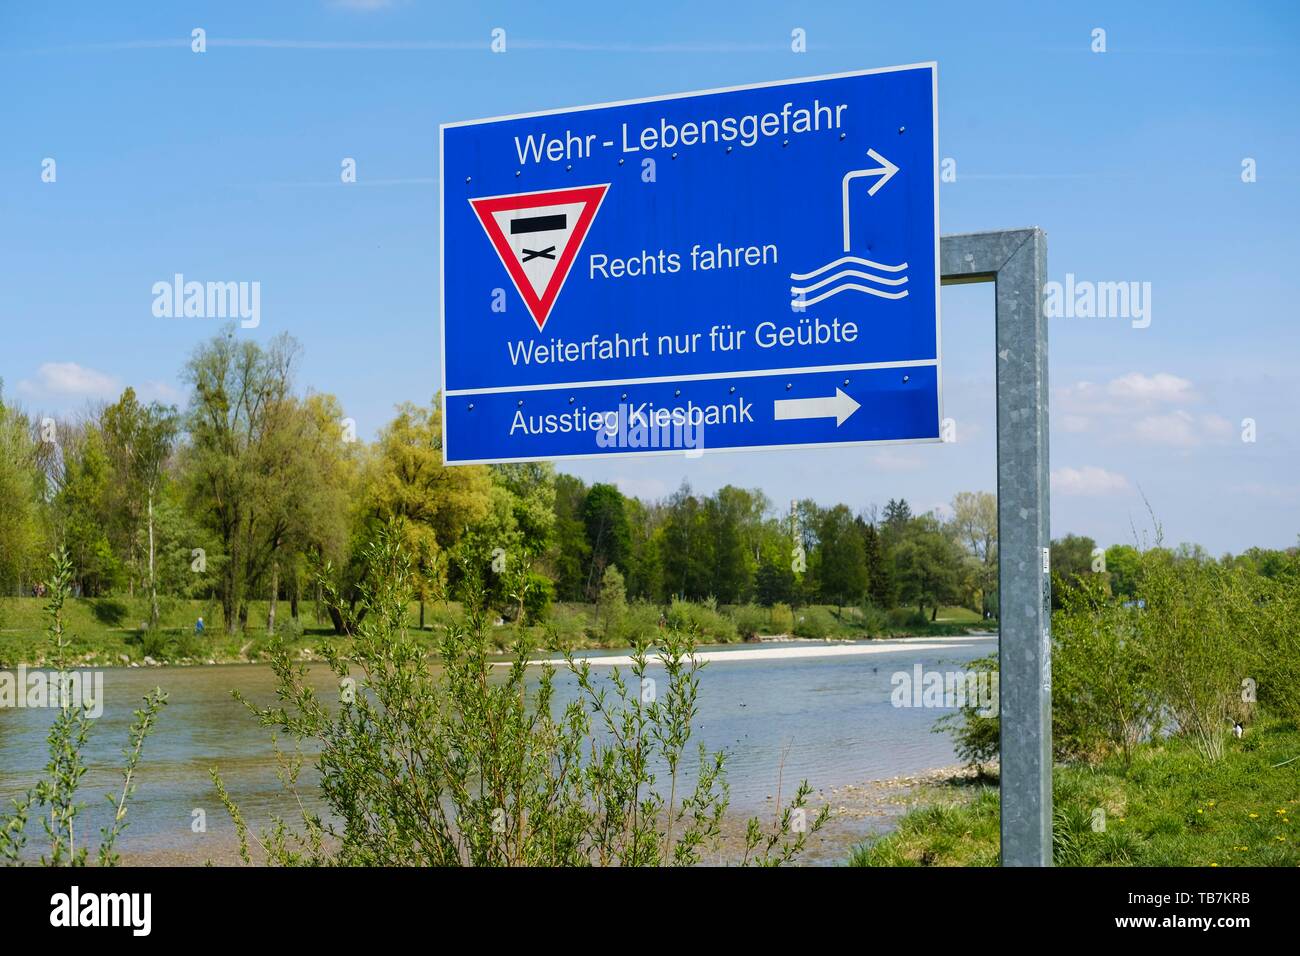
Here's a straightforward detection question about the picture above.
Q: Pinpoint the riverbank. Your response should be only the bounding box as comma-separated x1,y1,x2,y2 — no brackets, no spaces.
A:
851,716,1300,866
0,595,989,668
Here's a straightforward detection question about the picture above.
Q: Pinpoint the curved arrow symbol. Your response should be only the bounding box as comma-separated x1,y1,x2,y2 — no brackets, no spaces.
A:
773,387,861,427
841,148,900,252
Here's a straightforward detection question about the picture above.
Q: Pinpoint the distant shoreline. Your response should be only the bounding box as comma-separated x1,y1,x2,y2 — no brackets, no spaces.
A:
509,633,996,667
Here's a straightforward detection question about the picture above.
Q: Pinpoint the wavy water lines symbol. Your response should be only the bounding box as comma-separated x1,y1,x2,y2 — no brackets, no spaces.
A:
790,256,910,308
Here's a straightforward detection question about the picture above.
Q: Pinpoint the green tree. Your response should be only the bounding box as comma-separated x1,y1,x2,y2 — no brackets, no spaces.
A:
892,516,962,620
861,519,892,609
101,387,180,628
182,328,300,634
1104,544,1141,598
1051,533,1098,608
595,564,627,643
547,473,591,602
816,505,867,612
52,425,121,597
582,483,630,598
949,491,998,617
0,384,44,596
363,396,492,629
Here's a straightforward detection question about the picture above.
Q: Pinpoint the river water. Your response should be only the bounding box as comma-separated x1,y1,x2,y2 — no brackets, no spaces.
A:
0,635,995,863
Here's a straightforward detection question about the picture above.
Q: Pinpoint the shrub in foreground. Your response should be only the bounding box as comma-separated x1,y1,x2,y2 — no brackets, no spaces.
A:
213,532,824,866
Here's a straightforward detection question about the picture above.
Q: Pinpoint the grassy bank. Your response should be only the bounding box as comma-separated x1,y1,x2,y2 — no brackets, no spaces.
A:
850,716,1300,867
0,595,986,667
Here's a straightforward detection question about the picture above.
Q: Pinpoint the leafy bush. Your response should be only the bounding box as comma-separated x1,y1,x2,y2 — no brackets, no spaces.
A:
887,607,929,629
542,603,587,650
1053,576,1161,762
857,602,889,637
618,600,662,645
521,571,554,625
932,653,1000,773
212,532,823,866
730,603,766,641
792,606,835,639
769,602,794,634
665,596,738,643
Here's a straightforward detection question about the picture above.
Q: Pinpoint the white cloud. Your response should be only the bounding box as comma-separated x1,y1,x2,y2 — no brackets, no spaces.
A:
17,362,120,400
1051,466,1131,497
1106,372,1195,404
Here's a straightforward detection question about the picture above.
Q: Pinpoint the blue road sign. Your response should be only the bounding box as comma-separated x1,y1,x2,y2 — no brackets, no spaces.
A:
440,63,939,464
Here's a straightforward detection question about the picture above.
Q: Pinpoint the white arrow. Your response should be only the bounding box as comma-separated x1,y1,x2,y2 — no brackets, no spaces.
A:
841,149,900,252
773,388,861,427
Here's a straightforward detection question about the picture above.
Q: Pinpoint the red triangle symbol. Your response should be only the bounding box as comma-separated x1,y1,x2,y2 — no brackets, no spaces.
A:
469,183,609,331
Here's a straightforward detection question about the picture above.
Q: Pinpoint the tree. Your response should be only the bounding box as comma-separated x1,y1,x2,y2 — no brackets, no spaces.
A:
101,388,179,629
861,519,892,609
364,396,492,630
582,483,630,599
949,491,998,617
53,424,121,597
816,505,867,612
182,328,300,634
1104,544,1141,598
1050,533,1097,608
547,473,591,602
892,517,962,620
0,384,43,596
595,564,627,643
881,498,913,544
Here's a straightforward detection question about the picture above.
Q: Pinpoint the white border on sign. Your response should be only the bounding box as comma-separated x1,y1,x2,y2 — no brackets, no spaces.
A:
438,62,941,465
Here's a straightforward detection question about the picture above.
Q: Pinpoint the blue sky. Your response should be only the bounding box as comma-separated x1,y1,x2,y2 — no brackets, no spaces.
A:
2,1,1297,554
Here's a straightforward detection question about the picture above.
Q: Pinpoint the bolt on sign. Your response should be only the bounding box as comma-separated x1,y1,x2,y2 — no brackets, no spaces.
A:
440,62,939,464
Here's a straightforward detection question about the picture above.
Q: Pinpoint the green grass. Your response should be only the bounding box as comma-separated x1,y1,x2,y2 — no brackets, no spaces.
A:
850,716,1300,867
0,596,470,667
0,594,987,667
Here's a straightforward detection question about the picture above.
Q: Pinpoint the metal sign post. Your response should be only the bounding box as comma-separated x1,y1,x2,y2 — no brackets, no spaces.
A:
941,228,1052,866
439,63,1053,865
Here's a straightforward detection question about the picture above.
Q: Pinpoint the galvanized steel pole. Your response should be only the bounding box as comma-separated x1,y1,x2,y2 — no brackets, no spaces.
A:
940,228,1052,866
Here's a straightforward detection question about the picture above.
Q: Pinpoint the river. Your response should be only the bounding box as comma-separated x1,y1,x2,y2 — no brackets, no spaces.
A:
0,634,995,864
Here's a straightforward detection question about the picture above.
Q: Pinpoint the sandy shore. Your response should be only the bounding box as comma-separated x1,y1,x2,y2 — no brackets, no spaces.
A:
509,633,995,668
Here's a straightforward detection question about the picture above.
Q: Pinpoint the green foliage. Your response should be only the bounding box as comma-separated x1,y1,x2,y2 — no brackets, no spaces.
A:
213,530,817,866
792,605,835,639
941,542,1285,772
730,603,766,641
891,515,963,620
665,595,737,643
932,653,1000,772
815,505,867,608
0,551,166,866
594,564,627,643
855,715,1300,867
